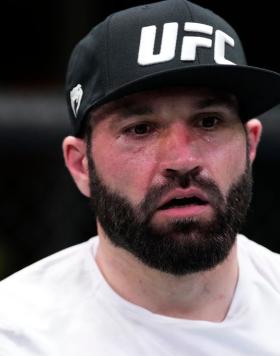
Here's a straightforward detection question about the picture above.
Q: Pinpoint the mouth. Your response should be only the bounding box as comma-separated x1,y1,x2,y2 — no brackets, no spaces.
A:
159,196,208,210
155,192,210,219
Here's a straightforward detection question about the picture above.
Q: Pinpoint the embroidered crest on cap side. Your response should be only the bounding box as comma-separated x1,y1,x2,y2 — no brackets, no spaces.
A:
70,84,83,118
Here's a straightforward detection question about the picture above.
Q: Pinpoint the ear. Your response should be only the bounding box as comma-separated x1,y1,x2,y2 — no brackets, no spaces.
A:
62,136,90,197
245,118,263,163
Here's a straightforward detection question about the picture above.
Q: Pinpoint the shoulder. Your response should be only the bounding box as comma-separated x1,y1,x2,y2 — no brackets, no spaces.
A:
237,234,280,291
0,237,100,328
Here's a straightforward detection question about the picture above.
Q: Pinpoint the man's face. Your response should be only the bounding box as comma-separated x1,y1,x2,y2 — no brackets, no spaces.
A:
86,87,253,275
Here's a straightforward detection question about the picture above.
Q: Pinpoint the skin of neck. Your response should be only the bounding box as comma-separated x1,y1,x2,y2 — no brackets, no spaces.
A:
95,221,239,323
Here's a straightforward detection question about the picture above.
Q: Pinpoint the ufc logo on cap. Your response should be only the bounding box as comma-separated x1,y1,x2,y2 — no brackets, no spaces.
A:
137,22,235,66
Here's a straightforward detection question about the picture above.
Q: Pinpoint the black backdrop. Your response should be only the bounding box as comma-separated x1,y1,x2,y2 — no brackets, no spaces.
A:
1,0,280,279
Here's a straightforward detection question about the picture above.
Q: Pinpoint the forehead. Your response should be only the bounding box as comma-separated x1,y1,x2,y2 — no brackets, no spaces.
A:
89,86,239,124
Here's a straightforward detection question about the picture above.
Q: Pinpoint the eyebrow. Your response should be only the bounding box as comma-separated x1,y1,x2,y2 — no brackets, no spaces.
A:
89,101,153,130
195,96,239,112
118,105,153,118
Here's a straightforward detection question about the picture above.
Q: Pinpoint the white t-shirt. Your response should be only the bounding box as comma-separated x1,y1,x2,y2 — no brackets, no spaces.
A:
0,234,280,356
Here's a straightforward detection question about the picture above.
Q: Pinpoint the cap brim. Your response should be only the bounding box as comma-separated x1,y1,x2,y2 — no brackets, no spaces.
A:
86,65,280,121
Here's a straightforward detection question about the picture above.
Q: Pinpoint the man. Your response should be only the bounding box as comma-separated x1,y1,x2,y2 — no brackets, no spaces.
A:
1,0,280,355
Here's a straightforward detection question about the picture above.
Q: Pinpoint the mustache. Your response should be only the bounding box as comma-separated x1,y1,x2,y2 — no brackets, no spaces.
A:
138,168,225,218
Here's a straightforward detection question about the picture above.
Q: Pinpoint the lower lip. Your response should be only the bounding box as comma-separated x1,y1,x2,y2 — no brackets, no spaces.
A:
156,204,210,218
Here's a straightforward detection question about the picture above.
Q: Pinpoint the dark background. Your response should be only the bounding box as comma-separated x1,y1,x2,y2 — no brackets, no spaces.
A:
1,0,280,279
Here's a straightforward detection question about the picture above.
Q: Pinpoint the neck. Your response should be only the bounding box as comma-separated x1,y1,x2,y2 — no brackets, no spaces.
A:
95,226,239,322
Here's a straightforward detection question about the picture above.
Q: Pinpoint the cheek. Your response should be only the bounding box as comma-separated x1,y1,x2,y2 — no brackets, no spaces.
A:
92,138,159,203
206,133,247,194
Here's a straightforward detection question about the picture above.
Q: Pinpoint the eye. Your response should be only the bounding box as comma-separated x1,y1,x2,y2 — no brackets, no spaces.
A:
125,123,155,136
199,116,220,129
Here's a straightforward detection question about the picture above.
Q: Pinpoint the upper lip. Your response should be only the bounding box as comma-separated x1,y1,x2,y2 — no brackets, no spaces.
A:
157,187,209,210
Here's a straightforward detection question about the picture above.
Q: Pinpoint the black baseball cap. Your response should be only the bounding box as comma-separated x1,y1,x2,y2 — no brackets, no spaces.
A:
66,0,280,136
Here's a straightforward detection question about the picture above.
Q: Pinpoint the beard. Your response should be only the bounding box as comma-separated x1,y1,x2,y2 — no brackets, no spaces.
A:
88,155,252,276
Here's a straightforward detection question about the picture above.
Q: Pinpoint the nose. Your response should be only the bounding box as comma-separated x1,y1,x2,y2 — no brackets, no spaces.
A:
158,121,202,179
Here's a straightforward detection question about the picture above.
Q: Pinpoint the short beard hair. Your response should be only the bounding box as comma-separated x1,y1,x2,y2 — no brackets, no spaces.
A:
86,138,252,276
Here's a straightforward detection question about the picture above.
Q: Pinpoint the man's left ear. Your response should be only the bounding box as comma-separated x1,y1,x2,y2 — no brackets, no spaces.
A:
245,118,263,163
